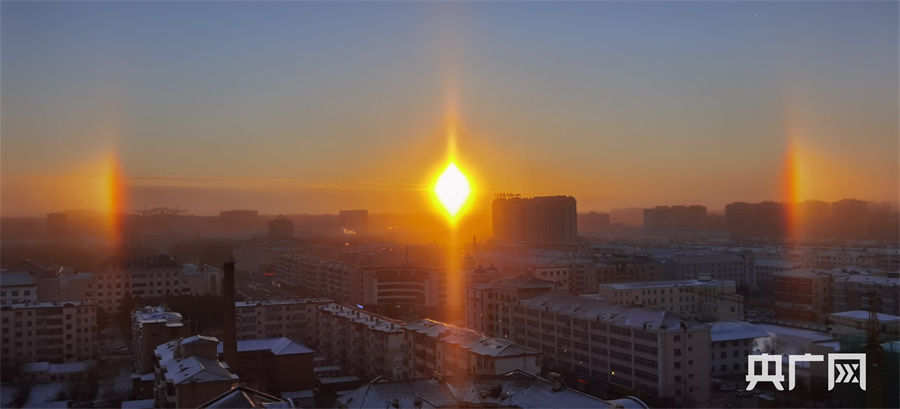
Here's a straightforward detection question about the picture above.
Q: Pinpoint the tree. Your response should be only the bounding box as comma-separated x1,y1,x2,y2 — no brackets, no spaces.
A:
761,337,785,355
116,292,136,336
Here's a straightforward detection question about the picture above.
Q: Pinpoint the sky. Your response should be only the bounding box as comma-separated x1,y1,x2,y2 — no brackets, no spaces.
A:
2,1,897,217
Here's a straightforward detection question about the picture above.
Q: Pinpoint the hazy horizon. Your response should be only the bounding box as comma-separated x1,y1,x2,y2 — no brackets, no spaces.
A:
3,1,898,218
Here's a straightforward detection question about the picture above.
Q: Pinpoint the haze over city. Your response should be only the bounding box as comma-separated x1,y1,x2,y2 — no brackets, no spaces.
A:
2,2,899,409
2,1,897,217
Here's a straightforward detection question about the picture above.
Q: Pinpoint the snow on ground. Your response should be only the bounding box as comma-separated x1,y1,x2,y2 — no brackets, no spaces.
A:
22,382,67,407
1,384,17,407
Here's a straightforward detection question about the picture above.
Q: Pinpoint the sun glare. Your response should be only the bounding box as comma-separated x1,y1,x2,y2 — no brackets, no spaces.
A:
433,162,472,220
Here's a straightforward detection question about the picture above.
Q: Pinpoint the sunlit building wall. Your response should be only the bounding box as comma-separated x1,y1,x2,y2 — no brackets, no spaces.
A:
315,303,406,380
465,275,558,338
404,319,541,379
511,293,711,405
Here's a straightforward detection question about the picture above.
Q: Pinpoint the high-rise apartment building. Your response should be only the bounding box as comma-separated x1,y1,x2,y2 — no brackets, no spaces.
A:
643,205,707,232
492,195,577,243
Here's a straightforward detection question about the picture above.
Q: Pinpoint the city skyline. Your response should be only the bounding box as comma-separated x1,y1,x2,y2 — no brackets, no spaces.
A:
2,2,898,217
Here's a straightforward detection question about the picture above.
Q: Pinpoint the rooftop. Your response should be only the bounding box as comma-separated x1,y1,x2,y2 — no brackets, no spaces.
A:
133,305,184,327
494,275,559,290
830,310,900,323
121,399,155,409
216,337,314,355
755,258,805,268
318,304,405,333
770,268,837,279
405,319,540,358
338,370,649,409
154,336,238,385
236,297,332,308
519,293,705,333
600,278,735,290
24,361,93,375
708,321,769,343
0,300,90,309
836,274,899,287
199,385,291,408
160,355,238,385
0,271,37,287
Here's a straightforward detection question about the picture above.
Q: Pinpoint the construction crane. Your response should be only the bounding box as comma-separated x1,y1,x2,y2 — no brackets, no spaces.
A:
865,292,884,408
135,205,189,216
681,286,887,405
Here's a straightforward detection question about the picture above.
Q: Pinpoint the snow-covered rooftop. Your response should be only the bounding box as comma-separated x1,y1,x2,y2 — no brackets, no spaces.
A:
133,305,183,327
160,355,237,385
235,297,332,308
0,271,36,287
754,258,805,268
601,278,734,290
836,274,899,287
22,383,67,408
199,385,290,408
47,361,92,375
338,370,649,409
121,399,155,409
154,335,237,385
405,319,539,358
318,304,405,334
216,337,313,356
709,321,769,343
829,310,900,323
520,293,705,333
0,301,88,309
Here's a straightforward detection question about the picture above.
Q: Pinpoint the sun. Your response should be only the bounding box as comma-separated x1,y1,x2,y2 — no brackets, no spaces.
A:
432,162,472,220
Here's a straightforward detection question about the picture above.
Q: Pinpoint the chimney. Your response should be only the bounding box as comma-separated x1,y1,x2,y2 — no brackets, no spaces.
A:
222,261,238,372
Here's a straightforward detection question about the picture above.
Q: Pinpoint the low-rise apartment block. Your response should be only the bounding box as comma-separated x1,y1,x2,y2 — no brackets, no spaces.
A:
663,252,755,290
0,271,38,305
235,298,332,347
404,319,541,379
598,278,743,321
153,335,238,408
1,301,97,372
511,293,711,405
316,304,406,380
708,321,768,378
97,256,222,312
828,310,900,337
465,275,558,338
763,269,833,323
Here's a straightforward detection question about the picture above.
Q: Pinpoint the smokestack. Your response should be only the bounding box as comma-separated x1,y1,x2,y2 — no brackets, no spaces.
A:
222,262,238,371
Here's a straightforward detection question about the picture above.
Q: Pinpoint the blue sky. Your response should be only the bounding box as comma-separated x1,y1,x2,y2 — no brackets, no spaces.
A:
2,1,897,215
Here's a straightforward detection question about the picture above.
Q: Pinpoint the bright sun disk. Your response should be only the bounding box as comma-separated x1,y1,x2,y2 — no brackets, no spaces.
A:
433,162,471,219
